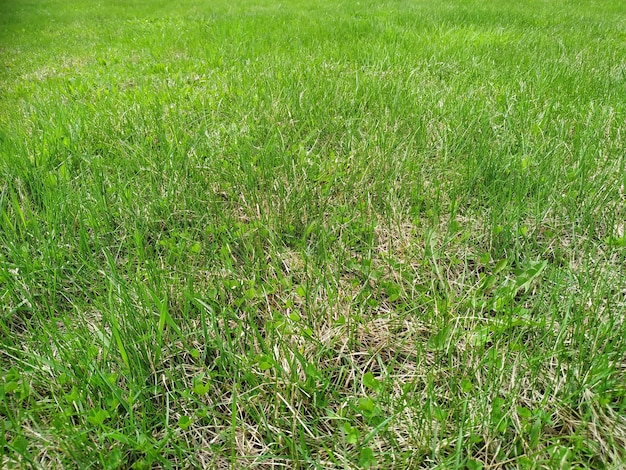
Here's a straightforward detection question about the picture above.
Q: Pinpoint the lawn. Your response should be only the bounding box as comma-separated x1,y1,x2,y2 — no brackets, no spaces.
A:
0,0,625,468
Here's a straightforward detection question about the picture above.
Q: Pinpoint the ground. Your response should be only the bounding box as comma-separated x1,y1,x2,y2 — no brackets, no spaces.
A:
0,0,625,468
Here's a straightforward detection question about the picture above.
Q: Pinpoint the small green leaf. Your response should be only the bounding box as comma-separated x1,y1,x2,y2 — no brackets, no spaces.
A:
363,372,381,393
358,397,375,413
11,436,29,455
105,396,119,410
44,173,58,188
448,220,462,234
103,447,123,470
428,326,449,351
305,363,320,380
517,406,533,419
192,380,210,396
358,447,376,469
178,415,193,430
466,459,483,470
86,408,110,426
480,274,497,291
342,422,360,444
257,355,274,371
606,235,626,247
461,379,473,393
107,431,131,445
357,397,382,420
534,409,552,425
50,412,67,428
432,407,447,422
468,327,491,347
6,367,20,382
497,417,510,434
383,281,402,302
131,459,151,470
494,259,508,274
514,260,547,294
65,386,80,403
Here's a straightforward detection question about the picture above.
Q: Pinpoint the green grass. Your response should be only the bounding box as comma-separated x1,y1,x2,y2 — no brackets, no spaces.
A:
1,0,625,467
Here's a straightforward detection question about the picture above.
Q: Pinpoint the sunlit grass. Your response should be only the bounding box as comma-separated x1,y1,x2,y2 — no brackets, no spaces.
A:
1,0,625,468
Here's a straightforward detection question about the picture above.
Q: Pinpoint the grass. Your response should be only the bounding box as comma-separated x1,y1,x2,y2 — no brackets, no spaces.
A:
1,0,625,467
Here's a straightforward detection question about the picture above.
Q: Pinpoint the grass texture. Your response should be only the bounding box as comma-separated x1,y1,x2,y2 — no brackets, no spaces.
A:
1,0,625,468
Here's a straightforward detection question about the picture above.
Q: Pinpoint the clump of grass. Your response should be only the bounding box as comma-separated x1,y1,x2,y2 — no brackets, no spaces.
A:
1,0,625,467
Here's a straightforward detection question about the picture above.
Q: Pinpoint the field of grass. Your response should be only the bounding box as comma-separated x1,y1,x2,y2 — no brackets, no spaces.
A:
1,0,625,468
